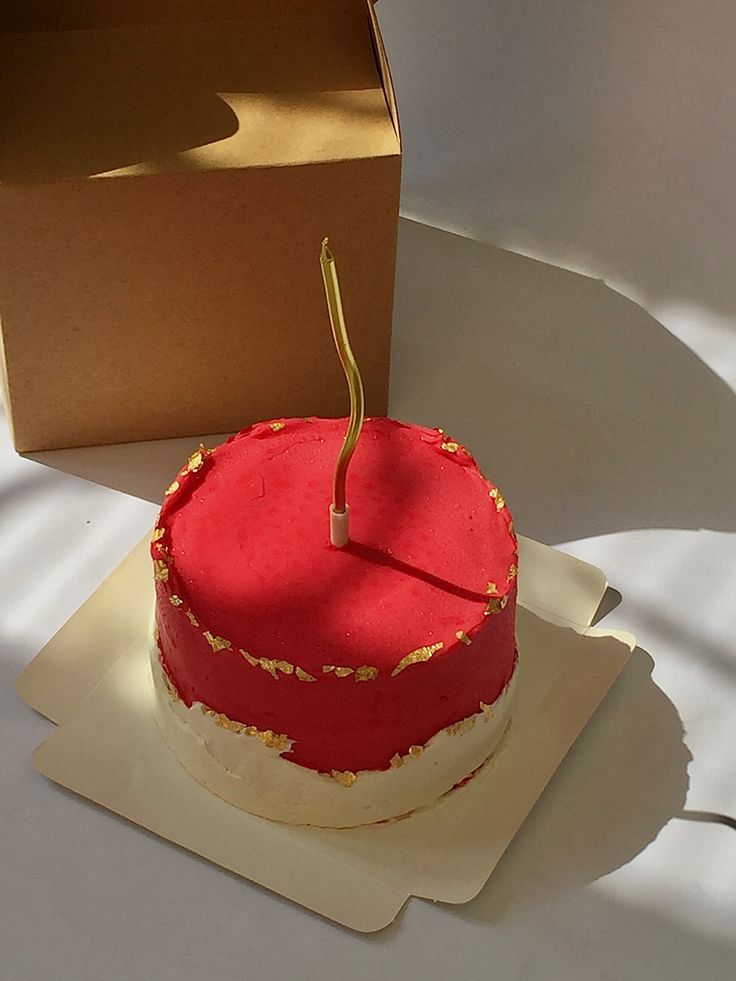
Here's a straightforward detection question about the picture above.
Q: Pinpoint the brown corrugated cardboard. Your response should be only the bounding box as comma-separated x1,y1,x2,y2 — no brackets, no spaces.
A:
0,1,401,450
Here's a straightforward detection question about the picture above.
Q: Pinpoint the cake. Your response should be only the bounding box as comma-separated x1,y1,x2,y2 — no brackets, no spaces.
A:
150,416,518,827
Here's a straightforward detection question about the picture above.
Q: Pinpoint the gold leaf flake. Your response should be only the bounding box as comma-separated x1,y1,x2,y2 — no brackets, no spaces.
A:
256,729,291,752
486,581,499,595
270,421,285,431
213,713,245,734
322,665,336,674
184,444,207,474
203,631,231,653
274,660,294,676
164,480,180,496
296,667,316,683
354,665,379,682
169,595,183,607
185,610,199,627
153,625,160,643
441,440,460,453
240,650,259,668
161,670,179,703
153,560,169,583
480,701,494,720
391,642,443,677
446,716,477,736
334,666,353,678
258,658,281,680
330,770,357,788
489,487,506,510
456,630,472,646
508,520,516,537
507,563,518,581
484,594,509,616
390,753,404,769
151,527,165,542
408,745,424,758
197,703,292,752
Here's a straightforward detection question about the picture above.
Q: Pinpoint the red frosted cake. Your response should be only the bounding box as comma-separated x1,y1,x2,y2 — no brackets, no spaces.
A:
150,416,518,827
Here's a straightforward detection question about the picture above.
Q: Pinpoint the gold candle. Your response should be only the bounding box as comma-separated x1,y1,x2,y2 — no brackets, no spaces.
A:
320,238,365,545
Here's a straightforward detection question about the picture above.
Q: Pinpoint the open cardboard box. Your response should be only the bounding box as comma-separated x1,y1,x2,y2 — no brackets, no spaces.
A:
18,533,635,931
0,0,400,451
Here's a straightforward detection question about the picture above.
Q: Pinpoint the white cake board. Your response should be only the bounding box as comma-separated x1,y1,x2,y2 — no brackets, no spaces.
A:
16,535,634,932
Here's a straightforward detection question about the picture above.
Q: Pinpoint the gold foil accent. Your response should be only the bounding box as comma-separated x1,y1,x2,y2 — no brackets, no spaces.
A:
153,560,169,583
185,610,199,627
151,527,165,542
153,625,160,643
330,770,357,788
489,487,506,511
334,666,353,678
391,642,443,677
480,701,494,720
184,443,209,474
164,480,180,496
484,594,509,616
354,665,379,682
508,520,516,537
161,669,180,703
252,729,291,752
198,704,291,751
269,421,285,431
322,665,336,674
441,440,460,453
446,716,477,736
486,581,499,595
296,667,316,683
261,658,295,680
169,595,183,607
456,630,473,646
507,563,518,581
390,753,404,769
408,745,424,758
203,631,231,653
239,650,295,680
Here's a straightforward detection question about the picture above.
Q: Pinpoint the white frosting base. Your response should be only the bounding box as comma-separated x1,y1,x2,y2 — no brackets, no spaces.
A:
150,644,516,828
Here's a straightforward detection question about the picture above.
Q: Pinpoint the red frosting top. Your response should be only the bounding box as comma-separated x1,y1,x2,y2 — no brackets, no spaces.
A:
154,417,517,772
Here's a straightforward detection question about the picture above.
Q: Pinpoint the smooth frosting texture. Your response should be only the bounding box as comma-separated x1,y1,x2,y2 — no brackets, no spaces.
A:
153,417,517,772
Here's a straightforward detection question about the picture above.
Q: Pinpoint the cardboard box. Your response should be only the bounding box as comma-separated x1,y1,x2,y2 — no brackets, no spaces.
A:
0,1,401,451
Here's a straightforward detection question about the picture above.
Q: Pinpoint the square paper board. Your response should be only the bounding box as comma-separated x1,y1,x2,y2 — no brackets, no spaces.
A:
18,536,634,931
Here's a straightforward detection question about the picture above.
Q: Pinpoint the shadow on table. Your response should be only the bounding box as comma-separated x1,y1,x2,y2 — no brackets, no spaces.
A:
453,646,689,923
28,219,736,547
391,219,736,545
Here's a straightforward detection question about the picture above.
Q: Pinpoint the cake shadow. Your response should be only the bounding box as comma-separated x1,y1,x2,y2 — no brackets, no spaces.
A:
450,645,690,924
390,219,736,544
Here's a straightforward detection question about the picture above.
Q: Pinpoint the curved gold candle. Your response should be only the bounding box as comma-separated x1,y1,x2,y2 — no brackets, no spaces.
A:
320,238,365,525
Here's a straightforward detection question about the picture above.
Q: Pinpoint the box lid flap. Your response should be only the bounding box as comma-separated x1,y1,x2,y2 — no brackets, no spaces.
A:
0,7,399,183
1,1,373,32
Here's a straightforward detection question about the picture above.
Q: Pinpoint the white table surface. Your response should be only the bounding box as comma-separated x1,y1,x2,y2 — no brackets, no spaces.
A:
3,3,736,978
